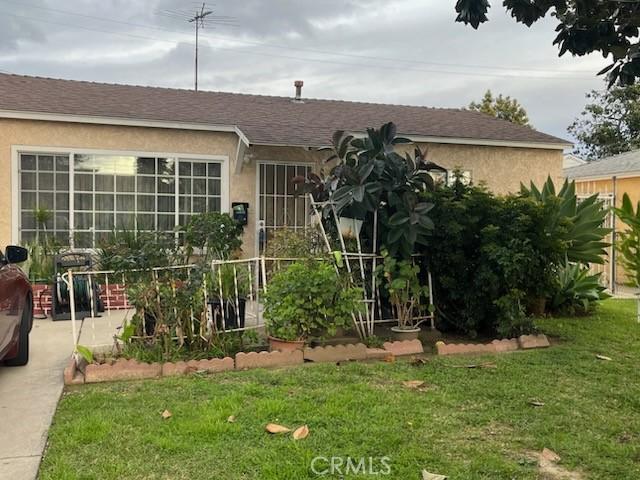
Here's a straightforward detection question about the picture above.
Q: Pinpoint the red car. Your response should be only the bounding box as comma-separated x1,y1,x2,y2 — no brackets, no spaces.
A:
0,246,32,366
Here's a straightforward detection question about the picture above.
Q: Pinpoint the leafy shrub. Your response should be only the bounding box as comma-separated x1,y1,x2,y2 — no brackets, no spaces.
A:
420,182,560,336
549,262,611,316
263,261,362,341
97,228,179,274
263,227,325,258
181,212,244,260
494,289,533,338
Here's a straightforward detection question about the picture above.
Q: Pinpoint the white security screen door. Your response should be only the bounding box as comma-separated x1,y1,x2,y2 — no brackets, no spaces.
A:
257,162,312,249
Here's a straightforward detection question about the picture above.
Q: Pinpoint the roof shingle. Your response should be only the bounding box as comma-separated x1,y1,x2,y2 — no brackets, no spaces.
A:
0,73,569,148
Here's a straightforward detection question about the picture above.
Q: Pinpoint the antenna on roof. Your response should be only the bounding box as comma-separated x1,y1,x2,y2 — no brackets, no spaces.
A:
189,3,213,92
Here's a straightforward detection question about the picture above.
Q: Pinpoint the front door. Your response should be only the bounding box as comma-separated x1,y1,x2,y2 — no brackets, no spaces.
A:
257,162,312,253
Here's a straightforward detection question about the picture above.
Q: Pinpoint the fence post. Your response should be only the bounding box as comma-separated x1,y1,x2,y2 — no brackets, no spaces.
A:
67,269,78,351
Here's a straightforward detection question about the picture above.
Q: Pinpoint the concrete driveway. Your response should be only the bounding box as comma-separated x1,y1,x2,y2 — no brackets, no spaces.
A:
0,318,74,480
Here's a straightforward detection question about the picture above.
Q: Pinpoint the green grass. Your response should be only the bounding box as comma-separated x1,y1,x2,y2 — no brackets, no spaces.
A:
40,300,640,479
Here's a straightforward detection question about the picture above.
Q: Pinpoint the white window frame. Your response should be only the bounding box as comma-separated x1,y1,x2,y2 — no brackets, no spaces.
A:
11,145,229,246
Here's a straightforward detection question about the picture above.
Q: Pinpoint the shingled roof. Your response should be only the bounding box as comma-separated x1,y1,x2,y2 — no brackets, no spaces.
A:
0,73,569,148
565,150,640,179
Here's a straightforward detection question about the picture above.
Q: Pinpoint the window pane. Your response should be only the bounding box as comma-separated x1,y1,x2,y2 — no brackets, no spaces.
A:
55,156,69,171
179,161,191,176
116,195,135,212
116,213,135,229
276,166,286,195
157,214,174,231
55,211,70,230
21,192,36,209
208,162,221,177
21,155,36,170
95,174,114,192
179,196,191,213
137,195,155,212
74,193,93,210
208,179,221,196
39,192,53,208
75,212,93,229
208,197,221,213
137,214,154,230
74,154,94,172
21,212,35,229
56,173,69,190
158,196,174,213
137,176,155,193
265,165,274,194
95,194,114,211
193,197,206,213
54,231,70,245
193,162,206,177
116,175,135,192
75,174,93,191
38,172,54,190
193,179,206,195
55,193,69,210
137,157,155,175
96,212,114,230
157,177,175,194
38,155,54,171
21,172,36,190
179,178,191,194
21,231,36,243
157,158,175,176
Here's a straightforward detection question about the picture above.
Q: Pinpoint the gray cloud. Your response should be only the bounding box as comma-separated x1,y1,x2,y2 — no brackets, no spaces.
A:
0,0,610,142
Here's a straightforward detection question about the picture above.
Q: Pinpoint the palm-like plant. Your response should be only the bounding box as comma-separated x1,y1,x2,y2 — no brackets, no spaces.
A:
521,176,610,265
550,261,611,315
614,193,640,288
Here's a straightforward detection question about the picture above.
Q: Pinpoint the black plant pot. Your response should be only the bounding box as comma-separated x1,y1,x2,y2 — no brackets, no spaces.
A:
209,298,246,330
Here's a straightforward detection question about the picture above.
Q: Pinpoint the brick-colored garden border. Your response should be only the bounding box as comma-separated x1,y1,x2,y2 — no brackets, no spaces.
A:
436,334,549,356
63,334,551,385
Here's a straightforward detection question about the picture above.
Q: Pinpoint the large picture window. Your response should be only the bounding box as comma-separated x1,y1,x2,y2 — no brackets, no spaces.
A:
18,151,224,248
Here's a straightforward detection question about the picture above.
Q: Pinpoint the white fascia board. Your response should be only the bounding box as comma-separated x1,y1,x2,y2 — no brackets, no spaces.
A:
0,109,251,147
344,131,571,151
567,171,640,182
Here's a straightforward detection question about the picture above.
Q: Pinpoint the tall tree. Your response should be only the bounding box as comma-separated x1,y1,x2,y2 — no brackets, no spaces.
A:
568,84,640,160
454,1,640,86
468,90,531,126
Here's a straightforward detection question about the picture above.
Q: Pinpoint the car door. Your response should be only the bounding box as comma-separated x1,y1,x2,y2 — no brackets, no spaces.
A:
0,249,16,356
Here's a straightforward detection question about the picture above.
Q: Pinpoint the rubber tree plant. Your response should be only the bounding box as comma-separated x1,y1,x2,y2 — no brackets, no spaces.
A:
296,122,437,258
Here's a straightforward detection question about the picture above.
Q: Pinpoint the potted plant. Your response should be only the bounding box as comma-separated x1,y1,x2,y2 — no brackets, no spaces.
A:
377,250,429,341
263,261,361,351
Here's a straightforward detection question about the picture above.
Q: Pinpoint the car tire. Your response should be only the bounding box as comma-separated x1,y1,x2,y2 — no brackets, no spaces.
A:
5,297,31,367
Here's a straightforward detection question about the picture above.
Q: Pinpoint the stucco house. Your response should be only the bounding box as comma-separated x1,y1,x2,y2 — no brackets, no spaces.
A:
0,73,570,255
565,149,640,289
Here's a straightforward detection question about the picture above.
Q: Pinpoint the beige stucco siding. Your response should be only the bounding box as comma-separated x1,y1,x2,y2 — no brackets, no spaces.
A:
0,118,563,255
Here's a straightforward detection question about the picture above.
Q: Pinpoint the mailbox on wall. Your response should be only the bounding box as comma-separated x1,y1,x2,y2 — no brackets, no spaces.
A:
231,202,249,226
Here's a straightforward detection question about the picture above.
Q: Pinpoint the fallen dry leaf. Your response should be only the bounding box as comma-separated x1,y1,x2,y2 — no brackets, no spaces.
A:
161,409,172,419
292,425,309,440
422,470,448,480
529,400,545,407
596,354,612,361
266,423,291,434
403,380,426,389
384,354,396,363
411,358,427,366
540,448,561,463
227,415,236,423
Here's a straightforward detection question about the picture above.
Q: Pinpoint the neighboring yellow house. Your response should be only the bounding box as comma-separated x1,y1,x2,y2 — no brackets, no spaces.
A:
0,73,570,256
565,150,640,290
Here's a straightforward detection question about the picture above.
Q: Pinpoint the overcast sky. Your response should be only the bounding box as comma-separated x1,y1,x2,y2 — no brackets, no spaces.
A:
0,0,612,143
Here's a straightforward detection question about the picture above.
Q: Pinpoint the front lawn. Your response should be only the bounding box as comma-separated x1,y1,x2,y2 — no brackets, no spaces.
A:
40,300,640,479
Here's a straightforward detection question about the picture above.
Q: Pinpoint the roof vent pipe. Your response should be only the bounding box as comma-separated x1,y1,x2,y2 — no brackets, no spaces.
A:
294,80,303,102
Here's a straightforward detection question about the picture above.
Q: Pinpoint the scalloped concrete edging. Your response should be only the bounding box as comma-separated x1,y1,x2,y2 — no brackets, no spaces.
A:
436,335,549,356
304,343,368,363
63,338,430,385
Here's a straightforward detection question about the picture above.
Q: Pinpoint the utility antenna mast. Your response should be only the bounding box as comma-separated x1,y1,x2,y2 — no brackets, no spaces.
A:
189,3,213,91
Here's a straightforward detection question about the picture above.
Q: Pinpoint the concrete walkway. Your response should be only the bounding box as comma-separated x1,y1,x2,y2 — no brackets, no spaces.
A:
0,318,73,480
